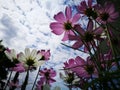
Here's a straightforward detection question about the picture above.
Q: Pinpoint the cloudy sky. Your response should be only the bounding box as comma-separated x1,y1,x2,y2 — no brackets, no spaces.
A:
0,0,91,89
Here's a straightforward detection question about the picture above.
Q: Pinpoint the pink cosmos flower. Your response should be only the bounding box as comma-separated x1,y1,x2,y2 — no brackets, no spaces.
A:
38,50,50,60
39,68,56,85
67,56,98,79
69,20,103,51
63,56,97,79
77,0,97,18
96,2,119,24
50,6,81,41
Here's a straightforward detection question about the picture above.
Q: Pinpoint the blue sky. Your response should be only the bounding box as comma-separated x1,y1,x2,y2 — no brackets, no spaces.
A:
0,0,90,89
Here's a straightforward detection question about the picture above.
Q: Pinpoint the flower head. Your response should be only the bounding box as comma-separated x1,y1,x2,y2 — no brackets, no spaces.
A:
69,20,103,51
60,70,80,87
50,6,80,41
96,2,119,24
39,68,56,85
5,48,19,63
18,48,44,70
77,0,98,19
73,56,98,79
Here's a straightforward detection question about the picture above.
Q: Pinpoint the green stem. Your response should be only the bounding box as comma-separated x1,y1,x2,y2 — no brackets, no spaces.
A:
106,24,120,68
31,67,41,90
4,71,13,90
10,72,19,90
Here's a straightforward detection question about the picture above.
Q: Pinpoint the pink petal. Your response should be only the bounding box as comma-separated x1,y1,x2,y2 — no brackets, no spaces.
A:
94,27,103,35
72,13,81,23
69,59,75,65
54,12,66,23
75,56,85,65
62,30,74,41
72,41,83,49
62,31,69,41
65,6,72,20
81,1,87,8
110,12,119,19
74,24,84,35
88,0,92,7
50,22,64,35
87,19,93,31
69,35,80,40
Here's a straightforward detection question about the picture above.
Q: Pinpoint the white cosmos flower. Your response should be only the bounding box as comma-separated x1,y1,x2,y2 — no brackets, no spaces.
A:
18,48,44,69
4,49,17,62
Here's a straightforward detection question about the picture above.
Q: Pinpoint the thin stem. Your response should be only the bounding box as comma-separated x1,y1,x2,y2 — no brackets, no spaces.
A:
21,70,29,90
106,24,120,68
10,72,19,90
31,67,41,90
4,71,13,90
61,43,88,53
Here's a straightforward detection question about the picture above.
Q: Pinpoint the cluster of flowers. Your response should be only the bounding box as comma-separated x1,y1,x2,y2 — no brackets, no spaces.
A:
50,0,120,90
0,0,120,90
0,41,57,90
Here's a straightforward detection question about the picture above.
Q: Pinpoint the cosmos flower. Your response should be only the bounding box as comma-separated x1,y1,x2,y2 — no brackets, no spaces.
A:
39,68,56,85
96,2,119,24
18,48,44,70
72,56,98,79
4,48,19,63
50,6,80,41
5,49,25,72
60,70,80,86
37,50,50,60
69,20,103,51
77,0,98,19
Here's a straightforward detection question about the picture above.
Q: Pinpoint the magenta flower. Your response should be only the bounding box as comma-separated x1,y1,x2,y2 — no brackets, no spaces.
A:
39,68,56,85
38,50,51,60
69,56,97,79
69,20,103,51
96,2,119,24
50,6,81,41
77,0,97,18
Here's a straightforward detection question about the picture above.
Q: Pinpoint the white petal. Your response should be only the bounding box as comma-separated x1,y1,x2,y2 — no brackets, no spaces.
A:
4,51,12,60
30,49,37,59
25,48,30,58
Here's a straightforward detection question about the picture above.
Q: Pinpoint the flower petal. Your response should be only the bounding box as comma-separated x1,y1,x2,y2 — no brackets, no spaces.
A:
87,20,93,31
72,13,81,23
50,22,64,35
65,6,72,20
25,48,30,58
54,12,66,23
